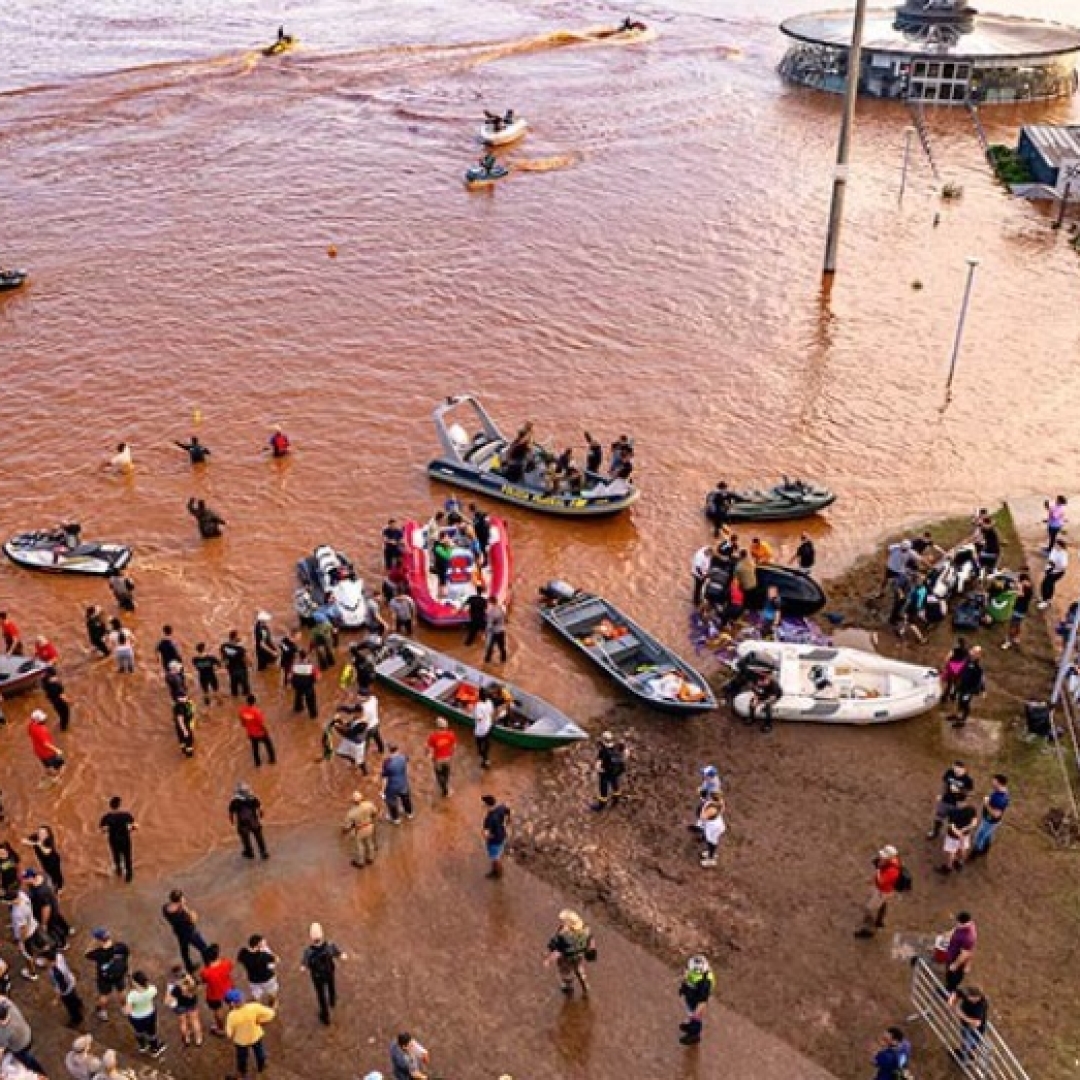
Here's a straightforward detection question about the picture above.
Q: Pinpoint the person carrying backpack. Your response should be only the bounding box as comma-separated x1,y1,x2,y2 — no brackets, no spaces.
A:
872,1026,912,1079
855,845,910,939
300,923,346,1026
592,732,627,811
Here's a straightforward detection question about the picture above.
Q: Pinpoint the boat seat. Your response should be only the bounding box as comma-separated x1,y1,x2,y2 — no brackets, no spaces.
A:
423,675,460,701
378,655,410,678
803,701,842,715
593,634,641,660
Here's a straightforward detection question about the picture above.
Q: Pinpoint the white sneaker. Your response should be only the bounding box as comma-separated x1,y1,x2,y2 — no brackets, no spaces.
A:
700,857,717,868
1037,601,1050,610
1001,641,1011,650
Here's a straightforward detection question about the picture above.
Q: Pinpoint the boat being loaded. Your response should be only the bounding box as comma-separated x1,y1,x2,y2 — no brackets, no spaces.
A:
402,514,511,628
479,113,528,147
295,545,369,629
427,395,639,516
706,478,836,523
0,655,48,698
374,635,587,750
539,581,716,713
705,563,827,619
4,525,132,576
729,640,942,725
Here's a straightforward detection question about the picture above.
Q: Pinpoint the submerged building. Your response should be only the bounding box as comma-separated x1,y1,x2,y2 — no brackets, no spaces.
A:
780,0,1080,105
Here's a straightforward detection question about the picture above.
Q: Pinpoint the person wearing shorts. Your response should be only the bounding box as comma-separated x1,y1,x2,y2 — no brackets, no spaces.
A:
165,964,203,1047
237,936,279,1008
481,795,510,879
939,794,978,874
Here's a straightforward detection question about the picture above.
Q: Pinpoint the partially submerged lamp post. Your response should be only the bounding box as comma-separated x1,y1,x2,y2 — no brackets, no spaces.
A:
944,256,980,402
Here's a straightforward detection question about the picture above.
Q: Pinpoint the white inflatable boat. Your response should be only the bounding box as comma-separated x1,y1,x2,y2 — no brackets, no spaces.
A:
731,641,941,725
479,117,528,147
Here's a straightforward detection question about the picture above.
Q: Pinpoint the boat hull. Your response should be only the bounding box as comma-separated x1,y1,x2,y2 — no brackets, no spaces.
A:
428,457,638,517
3,535,132,576
753,564,827,617
402,517,511,627
0,656,48,697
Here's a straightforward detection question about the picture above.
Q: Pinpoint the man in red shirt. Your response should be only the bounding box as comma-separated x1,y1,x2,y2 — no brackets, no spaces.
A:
426,718,457,798
199,944,234,1036
28,711,65,783
855,844,902,938
0,612,22,655
238,695,276,768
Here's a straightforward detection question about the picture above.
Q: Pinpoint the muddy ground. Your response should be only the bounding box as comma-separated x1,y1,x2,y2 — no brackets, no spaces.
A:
513,510,1080,1080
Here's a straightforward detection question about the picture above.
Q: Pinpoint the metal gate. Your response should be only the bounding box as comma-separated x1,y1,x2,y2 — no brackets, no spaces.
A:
909,958,1032,1079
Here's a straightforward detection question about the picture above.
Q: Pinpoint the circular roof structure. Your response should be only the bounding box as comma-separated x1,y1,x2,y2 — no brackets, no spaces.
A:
780,8,1080,60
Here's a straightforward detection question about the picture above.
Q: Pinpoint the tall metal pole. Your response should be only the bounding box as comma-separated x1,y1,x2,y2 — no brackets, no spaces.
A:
1054,179,1072,230
944,256,979,402
822,0,870,280
899,126,914,204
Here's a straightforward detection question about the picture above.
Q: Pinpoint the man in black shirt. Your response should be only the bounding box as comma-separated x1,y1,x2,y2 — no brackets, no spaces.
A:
301,923,345,1026
99,796,136,882
23,868,70,949
954,986,989,1064
162,889,212,974
228,783,268,860
928,760,975,839
381,520,405,571
705,481,734,539
220,631,251,698
463,586,488,647
155,626,182,671
237,935,279,1007
41,669,72,732
792,533,816,572
593,732,627,810
481,795,511,880
939,793,978,874
470,505,492,566
192,643,221,705
952,647,985,728
85,928,130,1021
976,517,1001,578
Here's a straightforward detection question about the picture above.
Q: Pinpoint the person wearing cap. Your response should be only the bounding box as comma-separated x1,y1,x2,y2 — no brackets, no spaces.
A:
300,923,346,1026
855,845,903,938
64,1034,103,1080
253,613,278,672
85,929,131,1021
593,732,627,811
696,766,722,821
678,955,716,1045
0,999,45,1075
225,989,275,1076
425,718,457,799
99,797,137,883
228,784,268,860
27,712,65,784
238,696,276,768
343,792,379,869
389,1032,429,1080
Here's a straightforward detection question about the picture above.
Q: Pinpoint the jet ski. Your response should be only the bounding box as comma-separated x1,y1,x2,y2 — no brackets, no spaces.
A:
710,478,836,523
295,545,370,629
465,156,509,188
263,34,297,56
0,655,48,698
4,526,132,576
0,269,28,292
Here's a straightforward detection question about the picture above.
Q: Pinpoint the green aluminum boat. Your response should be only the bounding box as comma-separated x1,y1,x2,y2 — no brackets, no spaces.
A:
374,635,587,750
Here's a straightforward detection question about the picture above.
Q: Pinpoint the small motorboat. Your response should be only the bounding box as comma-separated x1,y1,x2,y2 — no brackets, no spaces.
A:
539,581,716,713
402,515,511,628
713,478,836,522
753,564,827,617
263,35,298,56
0,655,48,698
596,21,657,42
375,636,587,750
427,395,639,517
479,116,528,147
730,640,941,725
0,269,28,293
465,162,510,188
295,546,369,629
4,527,132,576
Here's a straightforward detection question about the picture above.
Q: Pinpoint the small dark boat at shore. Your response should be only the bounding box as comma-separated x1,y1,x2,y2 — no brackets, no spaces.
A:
706,563,826,618
539,581,716,713
707,478,836,523
0,655,48,698
0,269,28,293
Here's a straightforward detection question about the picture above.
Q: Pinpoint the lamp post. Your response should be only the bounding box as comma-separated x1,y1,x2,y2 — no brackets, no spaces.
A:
944,256,980,402
822,0,870,281
899,126,915,204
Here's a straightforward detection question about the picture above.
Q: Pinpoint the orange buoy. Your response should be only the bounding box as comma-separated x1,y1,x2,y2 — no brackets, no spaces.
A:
327,244,338,258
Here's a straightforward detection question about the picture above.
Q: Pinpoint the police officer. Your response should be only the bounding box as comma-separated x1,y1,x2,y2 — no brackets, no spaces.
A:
678,955,715,1046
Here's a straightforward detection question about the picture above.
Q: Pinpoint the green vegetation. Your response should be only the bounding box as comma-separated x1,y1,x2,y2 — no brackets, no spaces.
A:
987,143,1035,187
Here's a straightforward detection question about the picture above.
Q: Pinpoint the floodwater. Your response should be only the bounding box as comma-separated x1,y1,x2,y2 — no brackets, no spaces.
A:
0,0,1078,1074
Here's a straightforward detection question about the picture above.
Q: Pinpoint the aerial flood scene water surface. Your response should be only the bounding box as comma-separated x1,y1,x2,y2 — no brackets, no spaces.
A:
2,0,1080,1078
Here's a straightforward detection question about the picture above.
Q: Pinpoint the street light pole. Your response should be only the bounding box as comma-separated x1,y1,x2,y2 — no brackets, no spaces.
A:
899,126,914,204
1054,178,1073,230
822,0,870,281
944,256,980,402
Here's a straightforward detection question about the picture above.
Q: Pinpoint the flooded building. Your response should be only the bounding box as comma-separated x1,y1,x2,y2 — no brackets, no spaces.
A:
779,0,1080,105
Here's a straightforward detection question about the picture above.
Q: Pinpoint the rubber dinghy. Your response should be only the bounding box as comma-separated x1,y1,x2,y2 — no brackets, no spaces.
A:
4,528,132,576
479,118,528,147
731,641,942,725
427,395,639,517
295,546,368,628
402,516,511,628
707,563,826,618
712,478,836,522
539,581,716,713
375,636,587,750
0,655,48,697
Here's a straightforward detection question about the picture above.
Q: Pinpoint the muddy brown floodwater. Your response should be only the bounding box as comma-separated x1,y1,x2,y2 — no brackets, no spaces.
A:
0,0,1078,1076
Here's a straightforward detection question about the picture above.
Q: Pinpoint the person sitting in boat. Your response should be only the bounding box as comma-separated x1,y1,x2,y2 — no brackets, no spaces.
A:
277,26,294,45
484,110,505,132
745,671,782,733
504,109,515,126
619,17,647,31
504,423,534,481
584,431,602,475
60,522,82,550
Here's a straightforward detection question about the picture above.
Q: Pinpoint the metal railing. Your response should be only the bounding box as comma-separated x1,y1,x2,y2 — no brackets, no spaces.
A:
909,958,1032,1079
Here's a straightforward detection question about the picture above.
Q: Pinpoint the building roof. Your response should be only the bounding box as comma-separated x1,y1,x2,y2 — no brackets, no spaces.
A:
780,8,1080,60
1021,125,1080,168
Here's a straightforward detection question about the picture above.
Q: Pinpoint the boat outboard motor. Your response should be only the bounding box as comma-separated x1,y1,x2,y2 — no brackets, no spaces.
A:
540,580,577,603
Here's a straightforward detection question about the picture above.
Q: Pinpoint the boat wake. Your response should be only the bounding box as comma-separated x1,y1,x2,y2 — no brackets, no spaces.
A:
510,153,582,173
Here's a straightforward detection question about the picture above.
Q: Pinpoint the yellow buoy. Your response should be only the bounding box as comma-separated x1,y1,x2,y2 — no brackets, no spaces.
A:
193,407,203,424
327,244,338,258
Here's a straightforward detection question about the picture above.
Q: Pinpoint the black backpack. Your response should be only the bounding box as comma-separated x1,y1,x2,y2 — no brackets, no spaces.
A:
895,863,914,893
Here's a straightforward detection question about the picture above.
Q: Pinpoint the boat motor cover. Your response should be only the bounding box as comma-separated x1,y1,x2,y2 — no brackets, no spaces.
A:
540,580,577,602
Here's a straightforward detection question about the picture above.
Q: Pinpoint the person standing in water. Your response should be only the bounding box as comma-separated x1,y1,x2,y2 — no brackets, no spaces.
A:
174,436,210,465
267,427,290,458
187,498,225,540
